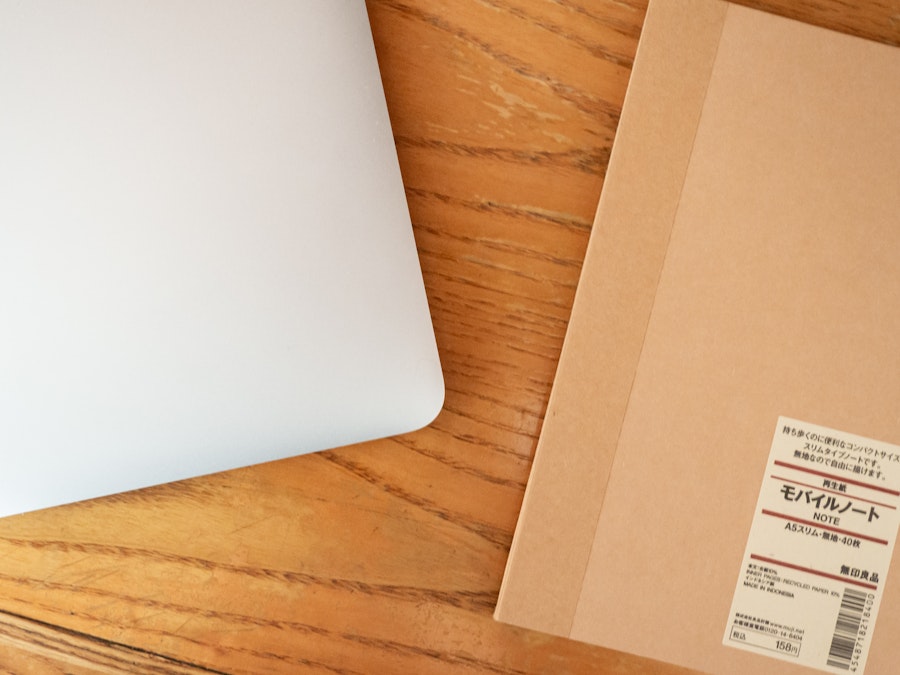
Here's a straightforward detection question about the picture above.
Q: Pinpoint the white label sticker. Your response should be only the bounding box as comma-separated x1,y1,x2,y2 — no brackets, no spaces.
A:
724,417,900,673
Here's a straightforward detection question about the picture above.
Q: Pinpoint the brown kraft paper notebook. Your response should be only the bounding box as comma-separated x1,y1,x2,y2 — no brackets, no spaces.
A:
495,1,900,674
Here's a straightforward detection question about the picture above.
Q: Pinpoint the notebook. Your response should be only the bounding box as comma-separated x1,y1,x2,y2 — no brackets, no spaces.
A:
0,0,443,518
495,1,900,673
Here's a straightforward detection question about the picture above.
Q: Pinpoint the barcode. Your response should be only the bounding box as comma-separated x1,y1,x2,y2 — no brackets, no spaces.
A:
826,588,867,670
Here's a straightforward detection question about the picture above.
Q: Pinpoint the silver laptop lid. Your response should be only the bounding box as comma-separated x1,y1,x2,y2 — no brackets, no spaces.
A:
0,0,443,517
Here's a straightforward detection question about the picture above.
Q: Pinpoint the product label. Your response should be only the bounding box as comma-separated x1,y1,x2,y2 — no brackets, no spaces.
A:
724,417,900,673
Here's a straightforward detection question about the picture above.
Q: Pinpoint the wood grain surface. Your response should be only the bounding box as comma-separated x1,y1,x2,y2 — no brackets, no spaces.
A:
1,1,897,673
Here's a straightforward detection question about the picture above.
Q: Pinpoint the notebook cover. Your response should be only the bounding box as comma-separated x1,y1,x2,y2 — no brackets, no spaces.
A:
495,1,900,673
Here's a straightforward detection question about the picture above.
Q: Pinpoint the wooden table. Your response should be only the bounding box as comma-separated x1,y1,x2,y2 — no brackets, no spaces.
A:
1,2,896,673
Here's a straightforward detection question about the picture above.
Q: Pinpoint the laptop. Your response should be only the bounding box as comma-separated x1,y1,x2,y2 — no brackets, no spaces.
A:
0,0,444,518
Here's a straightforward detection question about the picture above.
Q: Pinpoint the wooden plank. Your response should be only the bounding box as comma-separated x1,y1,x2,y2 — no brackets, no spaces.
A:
0,1,896,672
0,611,222,674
